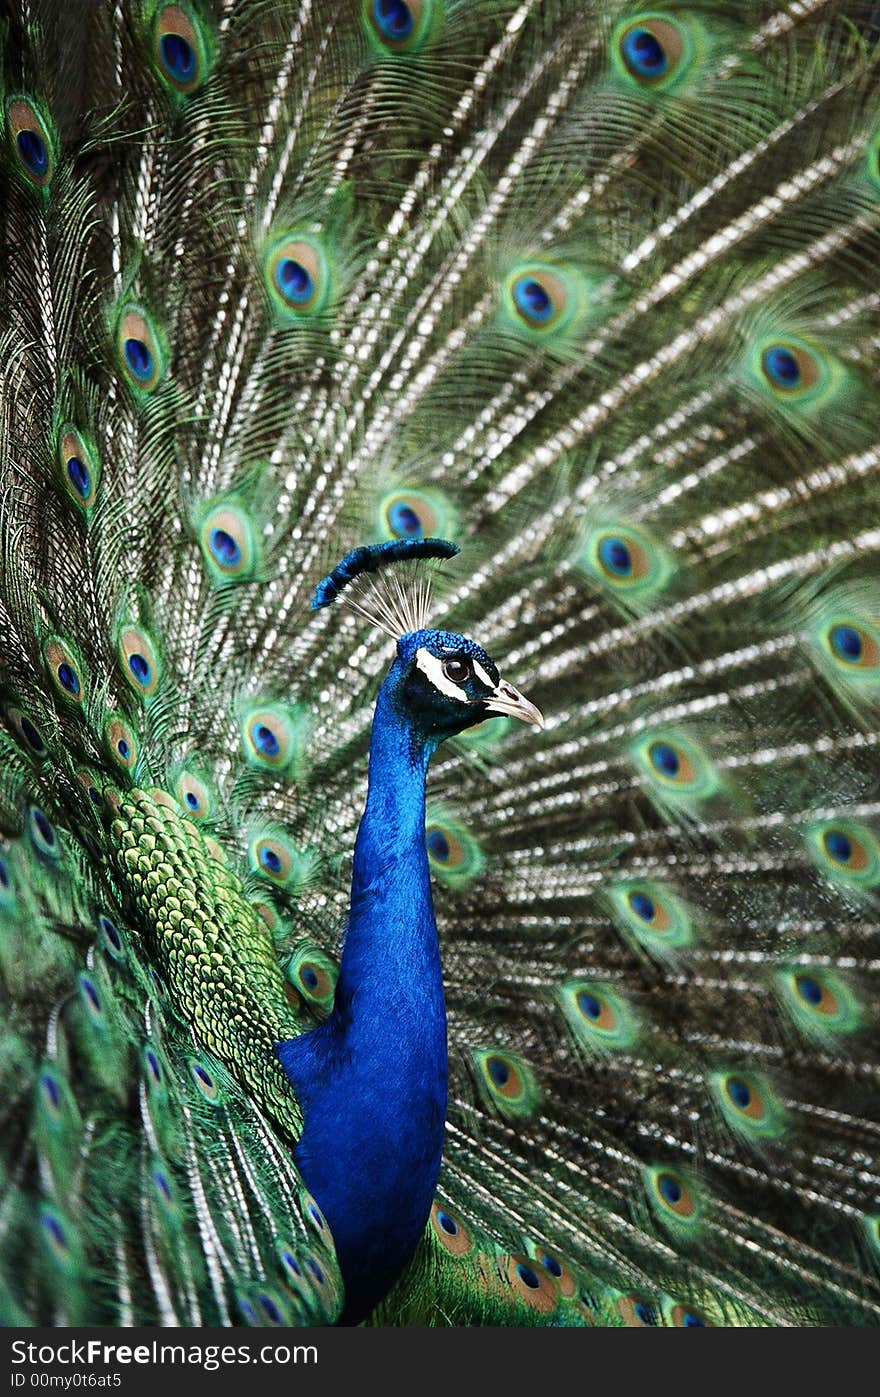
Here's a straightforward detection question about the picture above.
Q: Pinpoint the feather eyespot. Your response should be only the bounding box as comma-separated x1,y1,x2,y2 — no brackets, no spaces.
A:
806,818,880,888
249,831,314,891
711,1069,785,1140
151,4,213,95
78,973,105,1026
118,627,161,698
44,639,87,705
501,1255,559,1315
580,522,674,605
424,810,484,887
6,98,56,188
29,806,61,861
40,1208,74,1267
818,617,880,694
189,1058,221,1103
57,427,99,510
104,715,139,771
99,914,124,959
632,729,720,806
503,261,586,340
616,1293,660,1326
364,0,440,54
240,703,307,775
5,706,48,759
644,1165,703,1237
379,487,453,543
530,1247,577,1298
173,769,213,820
560,980,639,1053
287,946,338,1012
198,504,259,582
667,1302,711,1327
430,1202,473,1257
115,306,167,394
777,966,861,1040
749,333,839,408
613,13,694,90
473,1048,540,1119
265,234,333,320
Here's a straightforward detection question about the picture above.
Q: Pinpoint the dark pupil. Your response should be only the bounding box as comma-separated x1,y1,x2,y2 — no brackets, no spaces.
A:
17,128,48,176
160,33,196,80
443,658,468,682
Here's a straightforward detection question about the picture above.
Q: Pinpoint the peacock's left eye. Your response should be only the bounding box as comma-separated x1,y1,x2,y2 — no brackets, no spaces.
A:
443,657,471,684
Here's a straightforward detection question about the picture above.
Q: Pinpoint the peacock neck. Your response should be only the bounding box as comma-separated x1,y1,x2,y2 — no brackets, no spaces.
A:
337,685,438,1011
278,682,448,1323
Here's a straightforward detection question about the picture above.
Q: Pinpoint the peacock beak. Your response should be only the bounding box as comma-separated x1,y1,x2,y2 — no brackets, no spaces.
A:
484,679,545,729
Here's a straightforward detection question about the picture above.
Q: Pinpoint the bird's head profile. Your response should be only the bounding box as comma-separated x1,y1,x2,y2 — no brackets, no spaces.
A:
388,628,543,746
311,537,543,749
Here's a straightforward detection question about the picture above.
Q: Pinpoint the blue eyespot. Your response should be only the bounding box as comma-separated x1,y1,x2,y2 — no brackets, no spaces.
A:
372,0,414,40
145,1050,162,1085
516,1262,541,1289
160,32,196,81
622,28,667,78
100,916,122,950
436,1211,458,1236
512,276,553,323
761,345,800,389
487,1056,510,1087
42,1212,68,1249
682,1311,706,1327
253,724,280,758
275,258,314,304
541,1252,563,1278
193,1064,213,1088
823,829,852,864
577,992,601,1020
388,501,423,538
56,663,80,696
31,809,55,847
426,828,450,861
40,1071,60,1110
259,1294,283,1324
19,715,46,754
66,456,91,498
17,128,48,177
795,975,823,1006
282,1251,301,1276
830,625,862,663
124,338,154,382
117,739,130,759
598,536,633,576
634,1300,657,1325
209,528,241,567
629,892,655,922
650,742,680,778
153,1168,172,1201
81,977,101,1012
128,653,151,685
308,1258,326,1284
659,1173,682,1205
726,1077,751,1109
302,966,319,990
185,791,199,810
0,859,8,889
260,846,283,875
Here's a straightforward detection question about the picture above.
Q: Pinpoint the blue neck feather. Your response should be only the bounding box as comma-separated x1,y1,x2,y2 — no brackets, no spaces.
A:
277,674,448,1324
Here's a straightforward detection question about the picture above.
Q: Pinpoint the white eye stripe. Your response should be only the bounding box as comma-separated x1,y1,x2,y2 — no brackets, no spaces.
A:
472,659,494,690
415,647,468,702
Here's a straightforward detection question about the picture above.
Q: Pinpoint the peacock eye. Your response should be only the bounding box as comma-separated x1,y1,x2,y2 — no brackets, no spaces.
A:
442,657,471,684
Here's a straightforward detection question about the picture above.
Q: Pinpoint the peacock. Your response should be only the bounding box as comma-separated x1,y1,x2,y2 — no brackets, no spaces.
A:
1,0,880,1330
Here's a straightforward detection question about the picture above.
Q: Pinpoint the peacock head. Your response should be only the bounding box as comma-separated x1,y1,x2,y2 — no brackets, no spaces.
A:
387,627,543,744
312,538,544,747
